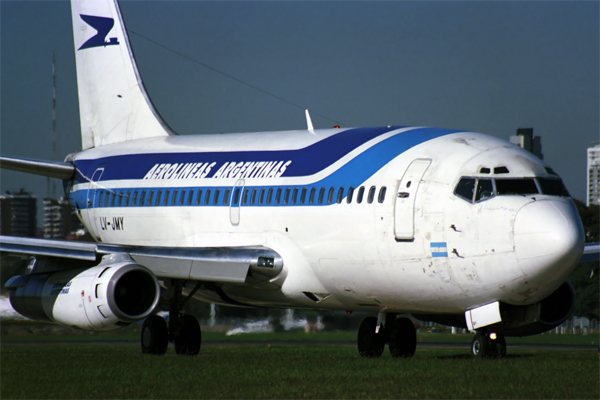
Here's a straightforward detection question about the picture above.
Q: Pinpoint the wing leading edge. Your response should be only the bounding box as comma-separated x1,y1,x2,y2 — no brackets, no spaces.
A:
0,235,282,284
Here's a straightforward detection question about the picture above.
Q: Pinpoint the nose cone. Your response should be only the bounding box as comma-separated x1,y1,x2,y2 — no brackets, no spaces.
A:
513,199,584,301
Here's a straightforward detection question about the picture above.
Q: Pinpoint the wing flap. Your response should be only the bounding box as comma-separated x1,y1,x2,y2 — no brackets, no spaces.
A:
0,235,282,284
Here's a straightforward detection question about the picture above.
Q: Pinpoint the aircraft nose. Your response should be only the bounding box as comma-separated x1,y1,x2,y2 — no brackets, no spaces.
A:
513,199,584,289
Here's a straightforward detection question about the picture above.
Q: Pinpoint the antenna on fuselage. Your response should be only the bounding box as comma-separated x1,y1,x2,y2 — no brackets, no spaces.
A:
305,109,315,134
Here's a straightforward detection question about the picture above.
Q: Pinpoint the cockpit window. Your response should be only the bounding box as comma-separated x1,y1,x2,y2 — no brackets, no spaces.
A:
495,179,538,195
538,178,570,197
455,178,476,202
475,179,494,202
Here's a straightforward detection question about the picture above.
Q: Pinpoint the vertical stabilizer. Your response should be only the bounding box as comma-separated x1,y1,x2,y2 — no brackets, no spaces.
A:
71,0,173,150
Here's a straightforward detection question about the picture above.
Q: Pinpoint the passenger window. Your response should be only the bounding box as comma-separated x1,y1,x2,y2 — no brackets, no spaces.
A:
367,186,376,204
223,188,230,205
213,188,220,205
118,191,124,207
284,188,290,205
300,188,307,204
99,191,105,207
495,179,538,195
171,190,178,206
242,189,249,205
316,187,324,204
140,190,146,206
537,178,570,197
346,187,354,204
155,190,162,206
148,190,154,206
454,178,476,203
378,187,386,203
267,188,273,204
309,188,316,204
110,192,116,207
337,187,344,204
475,179,494,202
204,189,211,205
132,190,139,206
232,188,240,205
327,187,334,204
196,189,203,205
188,190,194,205
126,190,132,206
259,188,265,205
164,190,170,206
292,188,298,205
275,188,282,205
251,189,257,205
179,190,186,206
356,186,365,204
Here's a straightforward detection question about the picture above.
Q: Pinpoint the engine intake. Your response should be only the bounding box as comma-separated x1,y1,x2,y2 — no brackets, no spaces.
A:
6,254,160,331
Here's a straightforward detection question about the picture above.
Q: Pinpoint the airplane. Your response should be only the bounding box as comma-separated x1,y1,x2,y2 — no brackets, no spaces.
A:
1,0,598,359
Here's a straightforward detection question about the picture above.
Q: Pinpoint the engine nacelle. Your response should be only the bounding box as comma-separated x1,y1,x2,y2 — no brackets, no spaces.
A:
6,254,160,331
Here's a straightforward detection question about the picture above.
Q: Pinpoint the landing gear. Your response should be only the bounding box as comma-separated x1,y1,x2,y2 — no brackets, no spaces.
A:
141,315,168,355
471,332,506,359
388,317,417,358
141,280,202,356
357,317,386,357
357,315,417,358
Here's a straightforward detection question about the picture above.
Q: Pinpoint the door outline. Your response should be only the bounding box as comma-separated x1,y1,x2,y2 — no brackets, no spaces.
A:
84,168,104,239
230,179,245,225
394,159,431,240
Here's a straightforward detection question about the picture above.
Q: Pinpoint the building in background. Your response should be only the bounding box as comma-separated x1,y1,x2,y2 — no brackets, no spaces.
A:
43,197,83,239
509,128,543,160
587,143,600,207
0,189,37,237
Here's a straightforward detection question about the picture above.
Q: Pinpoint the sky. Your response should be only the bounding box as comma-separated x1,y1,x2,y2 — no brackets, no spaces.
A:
1,0,598,226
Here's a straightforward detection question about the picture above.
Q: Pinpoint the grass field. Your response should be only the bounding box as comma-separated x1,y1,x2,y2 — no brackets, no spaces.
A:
1,342,598,399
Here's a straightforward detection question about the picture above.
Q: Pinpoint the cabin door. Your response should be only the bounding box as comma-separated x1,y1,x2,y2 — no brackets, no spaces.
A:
394,159,431,240
84,168,104,240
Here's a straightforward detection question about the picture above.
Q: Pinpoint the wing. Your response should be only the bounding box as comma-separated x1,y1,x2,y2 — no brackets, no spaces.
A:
0,155,75,180
0,235,282,284
580,242,599,263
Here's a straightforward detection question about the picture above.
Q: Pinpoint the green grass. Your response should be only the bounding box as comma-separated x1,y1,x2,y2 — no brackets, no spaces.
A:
1,343,598,399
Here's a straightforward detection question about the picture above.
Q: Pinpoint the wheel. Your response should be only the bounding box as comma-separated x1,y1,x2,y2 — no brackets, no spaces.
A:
141,315,168,355
388,317,417,358
471,333,490,359
357,317,385,358
174,315,202,356
490,334,506,358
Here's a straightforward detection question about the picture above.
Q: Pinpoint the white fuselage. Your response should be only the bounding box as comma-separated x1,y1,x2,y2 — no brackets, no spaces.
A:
68,126,584,315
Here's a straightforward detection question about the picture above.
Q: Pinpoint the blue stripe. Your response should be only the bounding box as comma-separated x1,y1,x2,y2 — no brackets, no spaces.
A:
430,242,447,247
431,252,448,258
70,127,459,210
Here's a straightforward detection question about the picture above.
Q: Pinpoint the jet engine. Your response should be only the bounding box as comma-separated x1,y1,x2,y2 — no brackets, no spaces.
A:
6,254,160,331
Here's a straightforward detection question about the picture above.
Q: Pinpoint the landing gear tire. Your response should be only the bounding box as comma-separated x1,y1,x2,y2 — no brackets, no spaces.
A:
141,315,168,355
388,317,417,358
490,335,506,358
471,333,490,359
174,315,201,356
357,317,385,358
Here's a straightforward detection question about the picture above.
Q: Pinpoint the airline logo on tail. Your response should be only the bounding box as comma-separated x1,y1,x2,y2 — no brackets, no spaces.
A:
78,15,120,50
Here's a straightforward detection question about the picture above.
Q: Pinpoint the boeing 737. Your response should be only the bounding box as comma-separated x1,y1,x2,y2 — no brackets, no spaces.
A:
1,0,598,359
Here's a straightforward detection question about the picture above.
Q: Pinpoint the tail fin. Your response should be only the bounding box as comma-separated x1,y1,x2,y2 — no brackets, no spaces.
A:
70,0,173,150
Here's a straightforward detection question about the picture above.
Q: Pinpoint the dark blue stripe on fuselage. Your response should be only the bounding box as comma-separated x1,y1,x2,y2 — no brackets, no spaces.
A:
74,126,401,183
71,127,460,210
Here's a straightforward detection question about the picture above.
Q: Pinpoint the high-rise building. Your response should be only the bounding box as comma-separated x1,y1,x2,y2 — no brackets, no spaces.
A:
587,143,600,207
43,197,83,239
509,128,543,159
0,189,37,237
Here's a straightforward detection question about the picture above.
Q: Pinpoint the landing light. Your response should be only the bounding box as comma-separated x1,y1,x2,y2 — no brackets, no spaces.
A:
490,332,497,340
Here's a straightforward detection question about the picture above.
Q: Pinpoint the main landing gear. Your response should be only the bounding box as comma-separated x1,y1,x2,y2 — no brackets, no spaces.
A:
471,332,506,359
141,280,202,356
357,314,417,358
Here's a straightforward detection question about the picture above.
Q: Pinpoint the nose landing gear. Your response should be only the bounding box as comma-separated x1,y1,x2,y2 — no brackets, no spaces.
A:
471,332,506,359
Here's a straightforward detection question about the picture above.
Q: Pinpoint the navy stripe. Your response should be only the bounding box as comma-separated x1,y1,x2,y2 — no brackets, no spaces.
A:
73,126,402,183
